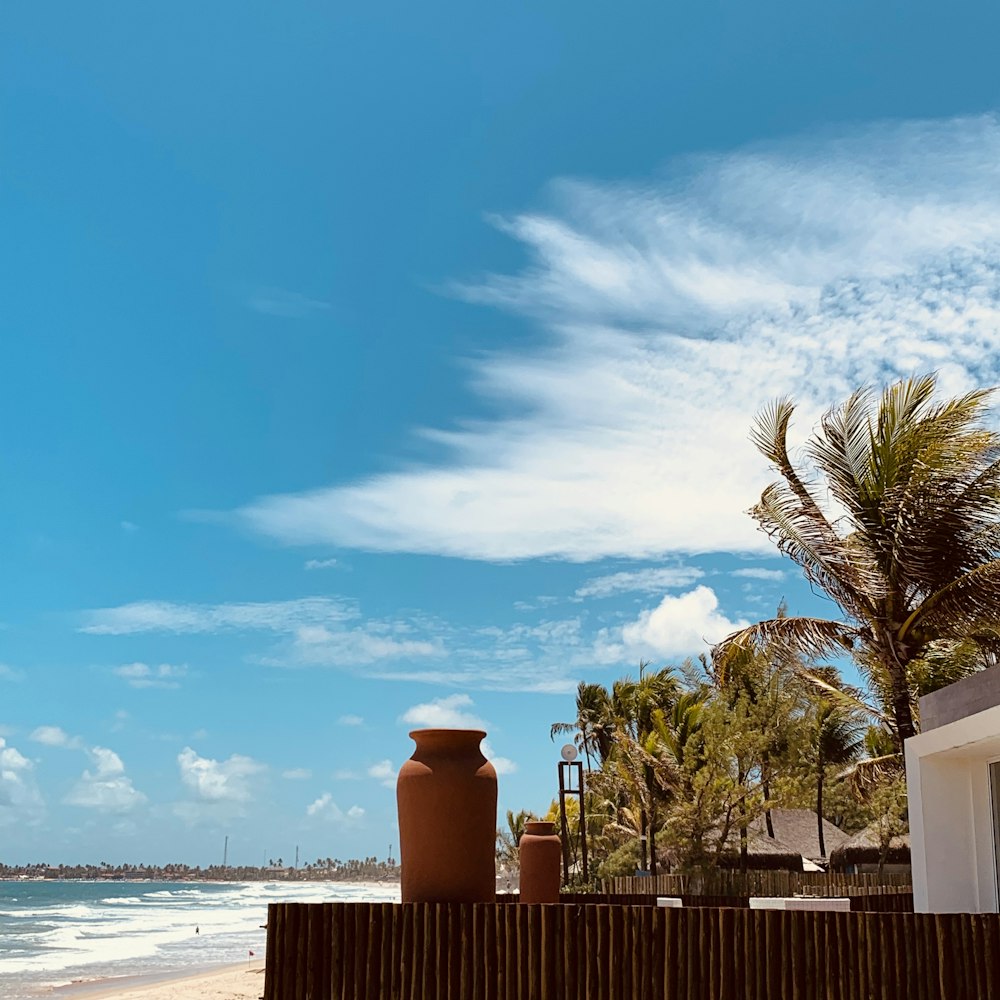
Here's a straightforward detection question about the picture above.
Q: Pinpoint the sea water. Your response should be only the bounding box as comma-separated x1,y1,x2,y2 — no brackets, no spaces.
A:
0,880,400,998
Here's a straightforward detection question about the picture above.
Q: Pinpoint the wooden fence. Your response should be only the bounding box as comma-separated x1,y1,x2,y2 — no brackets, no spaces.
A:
495,891,914,912
263,901,996,1000
603,871,912,897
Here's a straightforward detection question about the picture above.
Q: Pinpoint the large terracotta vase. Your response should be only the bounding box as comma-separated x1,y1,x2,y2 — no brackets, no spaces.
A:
518,821,562,903
396,728,498,903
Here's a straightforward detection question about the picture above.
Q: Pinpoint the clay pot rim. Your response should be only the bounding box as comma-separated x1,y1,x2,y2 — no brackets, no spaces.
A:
408,727,487,741
524,821,557,834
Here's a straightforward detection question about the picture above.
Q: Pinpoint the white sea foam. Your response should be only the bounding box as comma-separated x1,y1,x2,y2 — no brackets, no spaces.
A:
0,880,400,997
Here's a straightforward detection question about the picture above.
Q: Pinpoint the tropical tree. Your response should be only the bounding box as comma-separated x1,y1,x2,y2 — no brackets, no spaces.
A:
550,681,615,769
716,375,1000,748
551,665,680,875
804,701,865,857
496,809,536,870
708,615,805,842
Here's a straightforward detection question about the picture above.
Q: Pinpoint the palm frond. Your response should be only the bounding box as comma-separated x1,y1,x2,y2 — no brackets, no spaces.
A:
715,616,857,663
838,753,904,800
900,558,1000,642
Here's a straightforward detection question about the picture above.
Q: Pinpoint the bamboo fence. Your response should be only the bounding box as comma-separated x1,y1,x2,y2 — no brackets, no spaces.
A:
496,891,913,911
263,900,995,1000
603,871,912,897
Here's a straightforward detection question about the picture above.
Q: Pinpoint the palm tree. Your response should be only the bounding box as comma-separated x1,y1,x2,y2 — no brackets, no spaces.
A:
716,375,1000,748
496,809,537,869
552,666,680,875
806,701,864,857
550,682,615,769
709,619,800,841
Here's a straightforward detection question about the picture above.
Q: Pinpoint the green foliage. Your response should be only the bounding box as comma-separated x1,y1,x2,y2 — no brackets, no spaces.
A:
595,838,641,880
717,374,1000,749
495,808,537,870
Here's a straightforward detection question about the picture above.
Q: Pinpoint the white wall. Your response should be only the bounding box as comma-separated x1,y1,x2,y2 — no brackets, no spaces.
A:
906,704,1000,913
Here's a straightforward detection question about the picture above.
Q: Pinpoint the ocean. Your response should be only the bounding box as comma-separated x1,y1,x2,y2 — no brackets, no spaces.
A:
0,880,400,998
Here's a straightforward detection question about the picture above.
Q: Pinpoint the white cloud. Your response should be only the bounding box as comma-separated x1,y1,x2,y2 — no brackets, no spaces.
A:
367,760,396,788
0,664,24,682
29,725,82,749
249,287,331,319
482,740,517,776
65,747,146,813
375,667,577,695
82,597,357,636
288,627,443,666
305,558,339,570
282,768,312,780
232,116,1000,562
611,585,750,659
113,662,188,689
396,697,516,773
576,566,705,599
731,567,785,581
177,747,264,803
400,693,487,730
306,792,365,823
0,737,43,821
337,714,364,727
83,597,443,669
120,520,139,533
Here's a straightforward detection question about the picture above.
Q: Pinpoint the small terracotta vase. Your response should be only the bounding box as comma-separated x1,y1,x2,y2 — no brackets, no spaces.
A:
396,728,498,904
518,821,562,904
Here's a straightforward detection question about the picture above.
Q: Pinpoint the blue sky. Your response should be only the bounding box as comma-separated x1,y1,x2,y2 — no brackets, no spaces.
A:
3,0,1000,866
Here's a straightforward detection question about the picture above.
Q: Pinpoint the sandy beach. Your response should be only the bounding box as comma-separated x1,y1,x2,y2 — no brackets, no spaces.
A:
52,963,265,1000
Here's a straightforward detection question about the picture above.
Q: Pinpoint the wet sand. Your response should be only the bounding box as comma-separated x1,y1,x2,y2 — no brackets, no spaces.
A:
51,962,265,1000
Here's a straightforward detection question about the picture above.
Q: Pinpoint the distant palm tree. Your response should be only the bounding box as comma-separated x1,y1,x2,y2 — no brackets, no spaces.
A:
550,681,615,769
807,701,865,857
717,375,1000,748
496,808,537,869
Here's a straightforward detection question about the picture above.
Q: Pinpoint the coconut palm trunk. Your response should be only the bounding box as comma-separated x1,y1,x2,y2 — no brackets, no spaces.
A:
816,768,826,859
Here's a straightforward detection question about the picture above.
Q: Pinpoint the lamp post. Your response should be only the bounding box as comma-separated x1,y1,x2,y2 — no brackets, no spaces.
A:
557,744,588,886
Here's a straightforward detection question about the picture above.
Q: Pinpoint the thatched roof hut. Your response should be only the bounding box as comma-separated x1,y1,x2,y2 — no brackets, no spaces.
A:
828,823,911,872
716,830,804,872
710,809,851,871
751,809,851,865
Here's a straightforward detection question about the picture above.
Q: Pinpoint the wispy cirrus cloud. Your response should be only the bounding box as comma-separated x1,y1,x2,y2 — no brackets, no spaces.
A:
731,567,785,582
232,115,1000,563
304,558,340,570
248,287,331,319
113,662,188,689
81,596,441,668
81,597,358,636
576,566,704,599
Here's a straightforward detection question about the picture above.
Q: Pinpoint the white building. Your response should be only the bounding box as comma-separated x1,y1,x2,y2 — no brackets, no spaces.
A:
906,667,1000,912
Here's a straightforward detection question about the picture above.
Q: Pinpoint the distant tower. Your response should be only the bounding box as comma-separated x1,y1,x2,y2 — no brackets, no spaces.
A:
223,835,229,868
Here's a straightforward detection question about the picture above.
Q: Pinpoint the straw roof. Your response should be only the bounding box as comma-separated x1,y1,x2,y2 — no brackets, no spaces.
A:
747,809,851,864
828,823,911,869
716,829,804,872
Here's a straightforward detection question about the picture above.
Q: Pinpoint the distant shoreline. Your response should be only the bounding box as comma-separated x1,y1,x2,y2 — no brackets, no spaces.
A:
0,875,401,881
1,868,401,884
